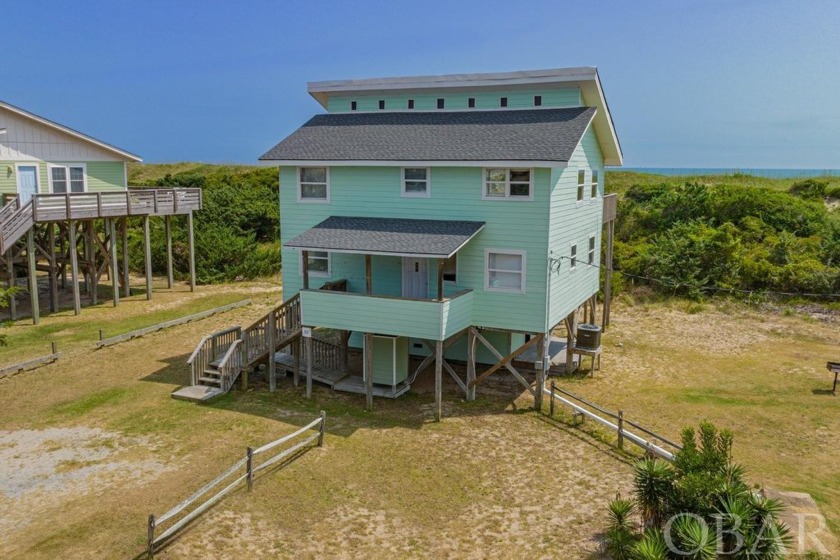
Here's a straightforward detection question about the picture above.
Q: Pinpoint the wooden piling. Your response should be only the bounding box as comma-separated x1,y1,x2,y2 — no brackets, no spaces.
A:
364,333,373,411
434,340,443,422
48,224,59,312
268,312,277,392
109,219,119,306
121,217,130,297
143,216,152,300
187,211,196,292
164,215,173,289
69,221,81,315
466,328,476,401
26,229,39,325
6,248,17,320
306,333,314,399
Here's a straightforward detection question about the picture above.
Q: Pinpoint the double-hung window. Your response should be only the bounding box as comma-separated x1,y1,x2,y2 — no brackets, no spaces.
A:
570,244,578,269
485,250,526,293
591,169,599,199
49,164,86,194
402,167,430,197
577,170,585,202
298,167,329,202
588,236,596,265
301,251,330,278
483,168,532,200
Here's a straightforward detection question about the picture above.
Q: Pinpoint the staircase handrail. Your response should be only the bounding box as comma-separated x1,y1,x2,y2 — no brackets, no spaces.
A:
0,197,21,225
218,339,244,392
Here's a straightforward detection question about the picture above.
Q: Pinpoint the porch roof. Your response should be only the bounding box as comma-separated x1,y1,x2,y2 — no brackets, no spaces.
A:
284,216,485,258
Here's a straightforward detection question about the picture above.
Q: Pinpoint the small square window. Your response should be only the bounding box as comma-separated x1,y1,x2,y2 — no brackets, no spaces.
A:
437,98,445,109
588,236,596,265
468,98,475,108
351,101,357,111
500,97,508,107
485,250,525,293
570,245,577,269
534,95,542,106
299,167,329,202
483,168,532,200
408,99,414,109
402,167,430,197
591,169,599,198
577,170,586,201
378,100,385,110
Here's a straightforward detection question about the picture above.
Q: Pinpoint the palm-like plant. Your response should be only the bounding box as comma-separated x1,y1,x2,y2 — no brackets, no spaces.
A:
632,529,668,560
605,496,640,560
634,458,674,528
669,514,718,560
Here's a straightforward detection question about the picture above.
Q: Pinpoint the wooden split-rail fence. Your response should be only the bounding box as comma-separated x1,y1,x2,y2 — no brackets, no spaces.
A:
544,381,682,461
146,411,326,557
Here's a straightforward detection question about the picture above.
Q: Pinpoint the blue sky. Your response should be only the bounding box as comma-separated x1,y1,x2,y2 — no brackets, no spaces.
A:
6,0,840,168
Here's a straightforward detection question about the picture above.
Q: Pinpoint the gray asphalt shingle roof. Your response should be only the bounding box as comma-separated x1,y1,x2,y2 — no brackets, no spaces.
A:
259,107,596,162
284,216,485,258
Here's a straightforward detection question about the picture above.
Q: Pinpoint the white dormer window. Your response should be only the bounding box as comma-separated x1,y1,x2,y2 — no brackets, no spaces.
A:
402,167,430,197
49,163,87,194
298,167,329,202
591,169,599,199
577,169,585,202
483,168,532,200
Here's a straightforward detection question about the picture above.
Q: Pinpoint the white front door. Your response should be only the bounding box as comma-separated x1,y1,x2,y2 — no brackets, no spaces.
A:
17,165,38,204
402,257,429,299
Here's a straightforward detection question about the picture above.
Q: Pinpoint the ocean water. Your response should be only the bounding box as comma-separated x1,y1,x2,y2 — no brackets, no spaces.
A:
622,167,840,179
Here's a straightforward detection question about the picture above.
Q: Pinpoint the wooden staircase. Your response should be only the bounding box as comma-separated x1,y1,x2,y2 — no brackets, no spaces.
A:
174,294,302,401
0,198,33,254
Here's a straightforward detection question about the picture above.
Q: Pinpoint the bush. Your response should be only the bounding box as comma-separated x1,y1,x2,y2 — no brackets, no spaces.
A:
789,179,827,200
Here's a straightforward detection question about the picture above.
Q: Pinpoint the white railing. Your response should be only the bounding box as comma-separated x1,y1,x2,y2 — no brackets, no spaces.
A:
146,412,326,557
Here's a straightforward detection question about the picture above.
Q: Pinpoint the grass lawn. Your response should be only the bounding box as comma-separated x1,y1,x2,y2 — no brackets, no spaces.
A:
0,283,838,558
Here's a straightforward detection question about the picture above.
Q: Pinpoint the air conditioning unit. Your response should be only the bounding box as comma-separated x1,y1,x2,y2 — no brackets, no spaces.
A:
576,324,602,349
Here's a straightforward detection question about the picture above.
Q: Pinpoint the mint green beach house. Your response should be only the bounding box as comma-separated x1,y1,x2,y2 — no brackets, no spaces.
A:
260,67,622,420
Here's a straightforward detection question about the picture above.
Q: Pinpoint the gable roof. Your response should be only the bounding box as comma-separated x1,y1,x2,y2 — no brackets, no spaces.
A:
260,106,595,165
284,216,486,259
0,100,141,162
305,67,622,166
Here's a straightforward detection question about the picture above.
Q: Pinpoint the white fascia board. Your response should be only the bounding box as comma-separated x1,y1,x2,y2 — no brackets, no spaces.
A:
0,100,142,162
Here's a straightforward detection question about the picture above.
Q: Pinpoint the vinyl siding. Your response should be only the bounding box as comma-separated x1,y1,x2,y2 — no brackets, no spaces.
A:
281,165,552,333
326,87,582,113
0,160,126,197
546,124,604,331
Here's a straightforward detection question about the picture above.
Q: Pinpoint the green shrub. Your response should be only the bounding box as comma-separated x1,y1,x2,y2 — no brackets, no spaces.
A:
789,179,827,200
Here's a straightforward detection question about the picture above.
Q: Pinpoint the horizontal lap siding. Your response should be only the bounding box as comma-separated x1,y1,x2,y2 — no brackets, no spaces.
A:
326,88,581,112
547,125,604,330
280,165,551,333
0,160,125,197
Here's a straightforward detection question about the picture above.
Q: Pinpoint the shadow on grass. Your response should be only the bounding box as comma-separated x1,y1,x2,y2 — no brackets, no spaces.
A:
811,388,837,396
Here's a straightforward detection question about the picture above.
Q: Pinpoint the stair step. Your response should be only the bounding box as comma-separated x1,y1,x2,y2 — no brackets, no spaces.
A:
199,376,222,385
209,360,222,368
203,369,221,377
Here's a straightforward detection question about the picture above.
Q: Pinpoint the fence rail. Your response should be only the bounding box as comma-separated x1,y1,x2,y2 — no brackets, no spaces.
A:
545,381,681,461
147,411,326,558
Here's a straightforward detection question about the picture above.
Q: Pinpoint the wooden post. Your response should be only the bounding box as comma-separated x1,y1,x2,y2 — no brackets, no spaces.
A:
268,311,277,392
164,215,173,289
6,248,17,320
617,410,624,450
87,221,98,303
534,333,546,410
69,221,81,315
434,339,443,422
437,257,444,300
603,220,615,329
147,514,156,559
301,250,310,290
466,328,476,401
48,224,59,313
306,332,314,399
121,217,130,297
565,309,577,373
293,337,301,387
109,219,119,307
246,447,254,491
364,333,373,411
318,410,326,446
365,254,372,295
549,380,556,416
187,211,196,292
51,341,58,354
26,229,39,325
143,216,152,300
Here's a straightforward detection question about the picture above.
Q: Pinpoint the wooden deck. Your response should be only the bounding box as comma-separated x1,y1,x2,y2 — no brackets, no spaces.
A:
333,376,411,399
274,351,349,388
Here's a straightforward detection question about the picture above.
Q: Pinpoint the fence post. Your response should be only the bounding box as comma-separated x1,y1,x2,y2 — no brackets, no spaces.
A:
246,447,254,492
617,410,624,450
318,410,326,447
99,329,104,342
147,514,156,559
549,380,555,417
51,341,58,354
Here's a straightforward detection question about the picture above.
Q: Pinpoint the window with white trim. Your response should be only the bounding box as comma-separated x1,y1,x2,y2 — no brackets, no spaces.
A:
300,251,330,278
49,164,86,194
570,244,577,269
588,236,596,265
591,169,599,198
483,168,532,200
298,167,329,202
402,167,430,197
485,250,525,292
577,169,585,201
443,254,457,283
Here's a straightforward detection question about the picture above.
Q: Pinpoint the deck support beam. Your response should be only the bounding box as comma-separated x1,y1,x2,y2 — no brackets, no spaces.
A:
268,311,277,392
69,221,81,315
305,332,314,399
87,221,98,305
143,216,152,300
565,308,578,373
365,254,372,295
121,218,130,297
109,219,119,307
48,224,59,313
364,332,373,411
5,248,17,320
165,215,173,289
302,250,309,290
434,340,443,422
466,328,476,401
602,219,615,329
26,229,39,325
535,333,548,410
293,336,301,387
187,211,196,292
469,327,540,396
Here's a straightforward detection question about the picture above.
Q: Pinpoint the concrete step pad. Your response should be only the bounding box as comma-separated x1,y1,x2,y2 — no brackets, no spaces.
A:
171,385,225,402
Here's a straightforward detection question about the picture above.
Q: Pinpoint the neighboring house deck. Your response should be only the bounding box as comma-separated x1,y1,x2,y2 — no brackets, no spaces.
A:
0,100,202,323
